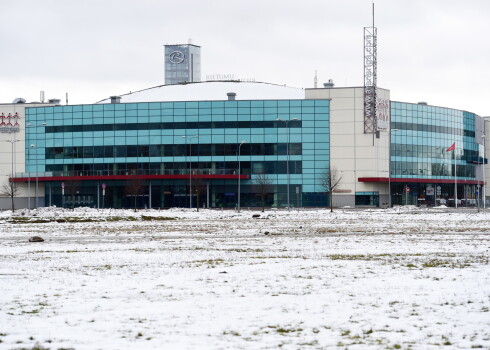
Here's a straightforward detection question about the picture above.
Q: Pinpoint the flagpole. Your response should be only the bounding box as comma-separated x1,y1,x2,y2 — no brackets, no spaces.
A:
454,149,457,209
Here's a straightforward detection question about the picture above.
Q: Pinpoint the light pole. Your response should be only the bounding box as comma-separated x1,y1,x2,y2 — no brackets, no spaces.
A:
6,139,20,212
276,118,298,210
388,128,399,207
6,139,20,177
27,144,36,213
182,135,198,209
482,134,486,209
237,140,246,212
26,123,46,210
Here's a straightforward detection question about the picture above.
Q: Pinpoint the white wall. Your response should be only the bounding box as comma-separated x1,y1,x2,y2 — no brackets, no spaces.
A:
0,103,54,209
484,117,490,205
306,87,391,205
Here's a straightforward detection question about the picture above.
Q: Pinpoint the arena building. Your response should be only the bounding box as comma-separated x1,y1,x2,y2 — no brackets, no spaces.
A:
5,81,488,209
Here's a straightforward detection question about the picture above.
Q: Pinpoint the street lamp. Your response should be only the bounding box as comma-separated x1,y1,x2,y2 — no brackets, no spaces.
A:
26,123,47,210
182,135,198,209
482,134,486,209
27,144,36,212
388,128,399,207
237,140,246,212
276,118,298,210
5,139,20,177
5,139,20,212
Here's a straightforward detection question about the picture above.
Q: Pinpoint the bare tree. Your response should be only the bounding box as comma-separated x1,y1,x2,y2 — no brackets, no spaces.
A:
65,180,80,209
1,177,19,213
253,173,273,212
320,167,343,212
125,176,145,212
193,177,207,212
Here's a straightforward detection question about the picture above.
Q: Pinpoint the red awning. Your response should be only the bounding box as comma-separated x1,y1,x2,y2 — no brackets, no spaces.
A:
11,174,249,183
358,177,483,185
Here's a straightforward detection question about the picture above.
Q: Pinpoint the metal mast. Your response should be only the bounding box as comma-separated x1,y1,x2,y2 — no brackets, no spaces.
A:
364,2,378,137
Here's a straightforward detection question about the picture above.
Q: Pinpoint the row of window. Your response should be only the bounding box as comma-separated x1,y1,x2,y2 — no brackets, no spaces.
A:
28,100,329,114
391,101,473,116
44,143,304,160
391,122,475,137
391,143,480,162
391,161,475,178
44,120,304,134
45,161,304,176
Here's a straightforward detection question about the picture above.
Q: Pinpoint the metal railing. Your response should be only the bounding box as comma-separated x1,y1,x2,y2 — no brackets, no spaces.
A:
16,168,240,178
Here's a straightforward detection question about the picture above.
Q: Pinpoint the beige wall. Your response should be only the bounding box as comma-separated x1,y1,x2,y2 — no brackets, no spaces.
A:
0,103,55,209
306,87,391,205
485,117,490,204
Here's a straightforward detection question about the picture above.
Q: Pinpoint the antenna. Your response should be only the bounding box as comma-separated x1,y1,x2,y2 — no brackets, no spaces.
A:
314,70,318,88
66,92,68,105
40,91,45,103
372,1,375,29
363,1,378,141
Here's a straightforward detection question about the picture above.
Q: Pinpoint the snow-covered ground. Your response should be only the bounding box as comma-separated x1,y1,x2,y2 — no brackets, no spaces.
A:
0,207,489,350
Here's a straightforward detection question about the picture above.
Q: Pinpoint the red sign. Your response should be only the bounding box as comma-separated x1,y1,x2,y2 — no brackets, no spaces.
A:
406,186,410,193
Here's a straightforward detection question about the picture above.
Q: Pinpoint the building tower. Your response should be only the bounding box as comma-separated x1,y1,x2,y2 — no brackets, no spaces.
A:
164,44,201,85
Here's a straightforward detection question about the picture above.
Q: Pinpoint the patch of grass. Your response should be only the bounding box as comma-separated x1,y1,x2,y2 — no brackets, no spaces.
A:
422,259,450,268
22,309,41,314
141,215,175,221
299,340,319,346
276,327,303,334
13,342,49,350
64,217,95,223
106,216,124,221
11,217,30,221
191,259,224,266
328,253,391,261
223,330,241,336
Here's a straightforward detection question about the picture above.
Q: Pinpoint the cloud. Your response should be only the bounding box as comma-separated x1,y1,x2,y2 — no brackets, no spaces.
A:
0,0,489,115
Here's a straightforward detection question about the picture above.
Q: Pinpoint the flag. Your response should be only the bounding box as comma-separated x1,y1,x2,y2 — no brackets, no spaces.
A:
446,142,456,152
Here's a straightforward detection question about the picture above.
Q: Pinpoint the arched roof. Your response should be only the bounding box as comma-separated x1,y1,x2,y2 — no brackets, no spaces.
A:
96,81,305,103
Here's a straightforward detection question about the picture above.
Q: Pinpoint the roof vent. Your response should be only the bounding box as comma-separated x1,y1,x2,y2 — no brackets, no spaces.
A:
323,79,335,88
227,92,236,101
418,101,428,105
110,96,122,104
13,98,26,104
48,98,61,104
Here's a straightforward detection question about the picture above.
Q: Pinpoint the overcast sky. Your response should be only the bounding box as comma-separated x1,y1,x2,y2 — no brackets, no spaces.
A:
1,0,489,115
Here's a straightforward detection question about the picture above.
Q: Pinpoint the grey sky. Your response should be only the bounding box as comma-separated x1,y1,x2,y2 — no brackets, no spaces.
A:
1,0,489,115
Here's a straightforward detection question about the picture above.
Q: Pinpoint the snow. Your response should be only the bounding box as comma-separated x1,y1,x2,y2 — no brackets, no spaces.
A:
96,81,305,104
1,207,489,349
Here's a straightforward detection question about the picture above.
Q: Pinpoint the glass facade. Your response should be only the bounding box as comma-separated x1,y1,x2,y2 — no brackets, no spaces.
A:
25,99,330,209
390,102,484,206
